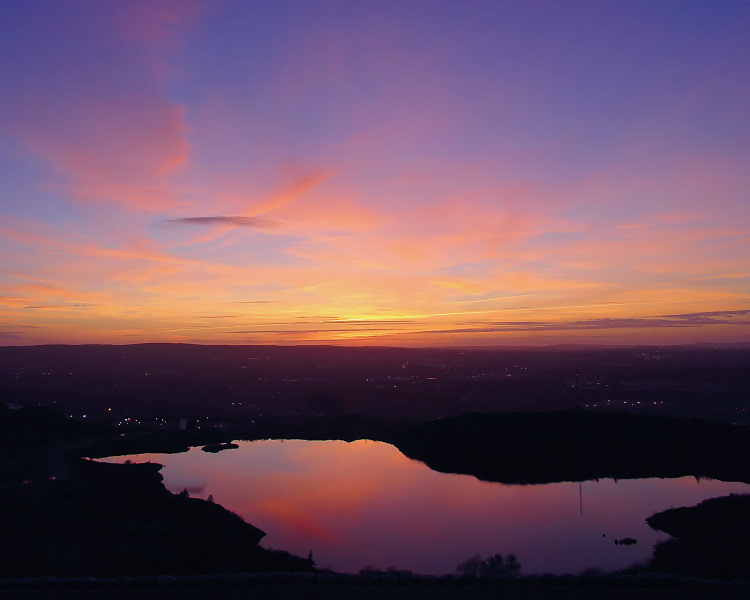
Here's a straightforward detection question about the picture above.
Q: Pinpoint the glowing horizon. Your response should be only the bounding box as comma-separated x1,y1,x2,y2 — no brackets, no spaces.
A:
1,1,749,347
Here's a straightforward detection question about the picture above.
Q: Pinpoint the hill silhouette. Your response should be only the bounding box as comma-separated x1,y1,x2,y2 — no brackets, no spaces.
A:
394,410,750,484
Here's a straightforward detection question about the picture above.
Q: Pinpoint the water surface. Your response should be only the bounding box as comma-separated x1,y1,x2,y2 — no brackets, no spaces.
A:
105,439,750,575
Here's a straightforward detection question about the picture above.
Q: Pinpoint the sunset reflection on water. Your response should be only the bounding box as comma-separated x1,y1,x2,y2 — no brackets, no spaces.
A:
106,440,750,575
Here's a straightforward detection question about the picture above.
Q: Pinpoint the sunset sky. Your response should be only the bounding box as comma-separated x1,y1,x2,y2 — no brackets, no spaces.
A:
1,0,749,347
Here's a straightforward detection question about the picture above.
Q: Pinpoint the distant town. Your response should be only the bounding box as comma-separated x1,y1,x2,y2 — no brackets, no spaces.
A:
2,344,748,427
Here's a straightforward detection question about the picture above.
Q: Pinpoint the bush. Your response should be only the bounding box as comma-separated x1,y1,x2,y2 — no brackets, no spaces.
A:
456,553,521,578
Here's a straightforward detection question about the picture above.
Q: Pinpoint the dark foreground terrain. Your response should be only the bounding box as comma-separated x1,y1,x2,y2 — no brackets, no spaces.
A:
2,404,750,587
0,405,312,578
647,494,750,580
2,340,750,597
1,576,749,600
0,458,312,578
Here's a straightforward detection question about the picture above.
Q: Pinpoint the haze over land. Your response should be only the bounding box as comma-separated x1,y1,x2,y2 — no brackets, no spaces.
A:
1,1,749,348
3,344,749,424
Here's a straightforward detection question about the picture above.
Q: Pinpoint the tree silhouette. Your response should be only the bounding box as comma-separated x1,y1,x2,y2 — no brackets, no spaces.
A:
456,554,483,577
457,553,521,578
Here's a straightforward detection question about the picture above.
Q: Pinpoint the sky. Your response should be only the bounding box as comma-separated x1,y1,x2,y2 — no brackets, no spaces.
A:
1,0,749,347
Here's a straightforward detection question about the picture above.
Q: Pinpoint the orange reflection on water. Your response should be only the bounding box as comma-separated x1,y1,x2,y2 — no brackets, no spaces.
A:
106,440,750,575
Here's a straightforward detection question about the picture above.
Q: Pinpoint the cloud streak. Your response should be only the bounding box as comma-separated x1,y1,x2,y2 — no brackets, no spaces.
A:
422,310,750,336
164,216,279,228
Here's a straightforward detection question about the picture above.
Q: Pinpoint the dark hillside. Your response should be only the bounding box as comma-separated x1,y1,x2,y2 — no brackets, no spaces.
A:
0,406,314,578
647,494,750,579
0,458,312,577
394,410,750,484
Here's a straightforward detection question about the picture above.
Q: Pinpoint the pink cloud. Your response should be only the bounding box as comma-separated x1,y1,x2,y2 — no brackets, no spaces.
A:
2,2,198,211
114,0,207,51
17,101,191,210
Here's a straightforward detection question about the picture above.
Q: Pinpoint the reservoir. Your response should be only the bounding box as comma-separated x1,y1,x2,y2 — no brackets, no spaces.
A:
104,439,750,575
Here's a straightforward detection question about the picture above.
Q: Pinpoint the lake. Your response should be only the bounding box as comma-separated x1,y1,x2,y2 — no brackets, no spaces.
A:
103,439,750,575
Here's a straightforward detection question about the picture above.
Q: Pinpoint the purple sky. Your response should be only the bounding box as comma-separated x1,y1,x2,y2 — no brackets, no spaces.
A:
1,1,749,346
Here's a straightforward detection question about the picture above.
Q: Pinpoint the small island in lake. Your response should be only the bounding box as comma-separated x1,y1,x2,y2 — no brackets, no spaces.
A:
202,442,240,453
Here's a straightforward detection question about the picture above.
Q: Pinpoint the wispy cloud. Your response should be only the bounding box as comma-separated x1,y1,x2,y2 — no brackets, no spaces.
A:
164,216,279,228
423,310,750,336
0,331,28,341
229,327,401,335
23,303,93,310
0,1,197,210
